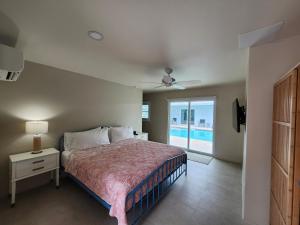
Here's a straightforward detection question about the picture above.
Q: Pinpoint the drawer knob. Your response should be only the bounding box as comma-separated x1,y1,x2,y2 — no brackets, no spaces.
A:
32,166,44,171
32,160,45,164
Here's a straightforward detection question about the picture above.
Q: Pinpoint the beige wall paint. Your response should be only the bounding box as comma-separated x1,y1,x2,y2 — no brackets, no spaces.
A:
243,34,300,225
0,61,142,197
143,82,245,163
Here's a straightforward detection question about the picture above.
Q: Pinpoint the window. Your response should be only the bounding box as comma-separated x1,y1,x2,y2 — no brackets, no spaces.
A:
181,109,188,124
142,102,150,121
190,109,195,125
180,109,195,124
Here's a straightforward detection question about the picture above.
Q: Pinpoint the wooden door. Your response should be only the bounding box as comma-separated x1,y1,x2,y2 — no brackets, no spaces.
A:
271,69,299,225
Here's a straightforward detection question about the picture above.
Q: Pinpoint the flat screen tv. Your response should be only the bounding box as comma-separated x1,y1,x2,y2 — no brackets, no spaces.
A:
232,98,246,133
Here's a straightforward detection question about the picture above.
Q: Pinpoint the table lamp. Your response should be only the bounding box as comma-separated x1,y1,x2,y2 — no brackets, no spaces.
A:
25,121,48,154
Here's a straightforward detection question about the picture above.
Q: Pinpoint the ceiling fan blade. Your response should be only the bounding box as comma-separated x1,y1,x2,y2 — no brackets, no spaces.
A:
154,85,165,89
176,80,202,84
140,81,162,84
172,84,186,90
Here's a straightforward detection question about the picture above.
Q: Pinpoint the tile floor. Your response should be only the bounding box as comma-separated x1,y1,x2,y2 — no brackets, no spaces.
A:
0,160,243,225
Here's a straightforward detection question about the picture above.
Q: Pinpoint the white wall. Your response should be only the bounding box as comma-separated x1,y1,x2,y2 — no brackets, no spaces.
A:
243,35,300,225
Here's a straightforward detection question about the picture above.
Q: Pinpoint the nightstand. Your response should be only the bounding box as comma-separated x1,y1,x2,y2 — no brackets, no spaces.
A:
9,148,60,206
134,132,148,141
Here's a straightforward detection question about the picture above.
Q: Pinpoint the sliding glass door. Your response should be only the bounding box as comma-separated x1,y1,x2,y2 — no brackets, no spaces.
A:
168,97,215,155
189,100,214,154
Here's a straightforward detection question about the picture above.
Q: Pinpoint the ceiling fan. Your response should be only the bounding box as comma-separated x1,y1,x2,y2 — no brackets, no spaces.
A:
143,67,201,90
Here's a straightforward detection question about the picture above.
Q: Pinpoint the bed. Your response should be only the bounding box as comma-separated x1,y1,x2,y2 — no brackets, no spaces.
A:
59,130,187,225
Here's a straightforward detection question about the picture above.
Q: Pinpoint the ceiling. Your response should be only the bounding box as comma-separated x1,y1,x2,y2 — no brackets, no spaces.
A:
0,0,299,92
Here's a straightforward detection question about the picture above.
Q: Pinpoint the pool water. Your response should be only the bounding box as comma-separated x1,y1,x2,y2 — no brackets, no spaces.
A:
170,128,213,142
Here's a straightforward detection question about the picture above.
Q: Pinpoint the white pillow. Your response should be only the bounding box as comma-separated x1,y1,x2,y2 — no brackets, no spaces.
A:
64,127,110,151
110,127,134,143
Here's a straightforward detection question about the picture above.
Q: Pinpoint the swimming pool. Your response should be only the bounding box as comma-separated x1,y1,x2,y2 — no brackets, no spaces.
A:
170,128,213,142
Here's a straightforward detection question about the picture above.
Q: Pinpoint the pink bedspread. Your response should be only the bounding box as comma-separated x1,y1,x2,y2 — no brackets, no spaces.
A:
64,139,186,225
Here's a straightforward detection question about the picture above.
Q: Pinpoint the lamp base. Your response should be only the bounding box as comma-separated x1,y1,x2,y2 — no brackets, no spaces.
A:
31,150,43,154
32,135,42,154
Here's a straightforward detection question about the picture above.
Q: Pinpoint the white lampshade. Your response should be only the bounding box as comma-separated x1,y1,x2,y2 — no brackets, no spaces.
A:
26,121,48,134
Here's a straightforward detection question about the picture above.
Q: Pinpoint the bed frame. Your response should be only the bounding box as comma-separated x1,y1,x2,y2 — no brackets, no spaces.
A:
58,136,187,225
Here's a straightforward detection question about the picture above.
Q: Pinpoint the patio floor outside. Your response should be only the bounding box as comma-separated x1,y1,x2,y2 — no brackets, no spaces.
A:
169,136,213,155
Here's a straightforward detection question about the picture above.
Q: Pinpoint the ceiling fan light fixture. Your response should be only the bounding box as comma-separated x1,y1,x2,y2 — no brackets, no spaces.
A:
162,75,173,84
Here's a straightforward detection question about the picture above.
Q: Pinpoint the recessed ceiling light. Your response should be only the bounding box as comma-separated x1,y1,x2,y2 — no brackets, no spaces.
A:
88,31,104,41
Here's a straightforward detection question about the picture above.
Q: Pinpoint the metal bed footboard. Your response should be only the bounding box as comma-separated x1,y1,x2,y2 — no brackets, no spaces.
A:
64,153,187,225
126,153,187,225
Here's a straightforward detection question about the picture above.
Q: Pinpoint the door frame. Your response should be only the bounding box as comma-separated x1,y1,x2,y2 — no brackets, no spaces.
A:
167,96,216,156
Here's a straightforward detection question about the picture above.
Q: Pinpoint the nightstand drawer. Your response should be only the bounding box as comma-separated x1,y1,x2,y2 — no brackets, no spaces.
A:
15,154,57,179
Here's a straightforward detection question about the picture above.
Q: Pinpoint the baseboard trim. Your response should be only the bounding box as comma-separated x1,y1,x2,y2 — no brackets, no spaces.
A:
242,218,261,225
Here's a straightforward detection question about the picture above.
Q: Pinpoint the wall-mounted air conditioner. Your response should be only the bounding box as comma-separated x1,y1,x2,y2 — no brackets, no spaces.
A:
0,44,23,81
